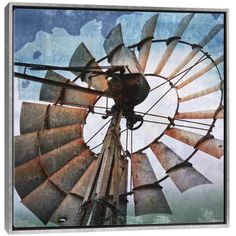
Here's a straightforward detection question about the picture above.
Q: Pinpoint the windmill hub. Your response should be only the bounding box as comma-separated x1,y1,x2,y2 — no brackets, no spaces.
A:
107,73,150,130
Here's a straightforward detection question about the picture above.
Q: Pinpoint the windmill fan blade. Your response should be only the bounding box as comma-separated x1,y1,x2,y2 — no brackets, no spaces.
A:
131,153,171,216
138,14,159,72
155,13,194,75
164,128,224,158
179,82,223,103
150,142,211,192
103,23,141,73
176,55,224,90
40,70,97,107
20,102,86,134
168,24,223,78
50,160,97,226
49,149,95,192
15,124,82,167
15,138,86,198
22,180,67,224
69,42,107,91
175,107,224,119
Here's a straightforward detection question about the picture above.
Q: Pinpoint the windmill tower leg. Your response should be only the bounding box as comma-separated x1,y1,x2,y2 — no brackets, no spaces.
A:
78,108,126,226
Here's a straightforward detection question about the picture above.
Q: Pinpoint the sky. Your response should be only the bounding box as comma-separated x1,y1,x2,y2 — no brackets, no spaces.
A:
13,7,225,228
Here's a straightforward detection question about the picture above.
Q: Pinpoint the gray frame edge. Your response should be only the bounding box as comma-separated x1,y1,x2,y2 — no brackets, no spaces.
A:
5,2,13,234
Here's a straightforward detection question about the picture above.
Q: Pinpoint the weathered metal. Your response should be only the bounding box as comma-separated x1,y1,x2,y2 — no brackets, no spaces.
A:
168,24,223,79
175,107,224,119
49,149,95,192
20,102,87,134
138,14,158,72
176,55,224,90
131,152,171,216
22,180,66,224
150,141,211,192
164,128,224,158
15,124,82,166
155,14,194,75
179,82,223,103
39,70,98,106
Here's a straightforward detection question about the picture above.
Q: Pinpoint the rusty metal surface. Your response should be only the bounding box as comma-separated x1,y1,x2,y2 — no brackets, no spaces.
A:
176,55,224,90
40,70,97,107
179,82,222,103
175,108,224,119
15,158,47,198
70,43,107,91
22,180,66,224
49,149,95,192
131,153,171,216
49,193,83,226
20,102,87,134
70,160,97,198
138,15,158,72
40,138,86,176
150,142,211,192
155,14,194,75
15,124,82,167
164,128,224,158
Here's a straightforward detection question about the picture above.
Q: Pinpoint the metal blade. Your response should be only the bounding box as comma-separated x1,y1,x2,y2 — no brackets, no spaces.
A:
69,42,107,91
15,124,82,167
49,149,95,192
179,82,223,103
49,193,83,226
138,14,158,72
15,158,47,199
155,13,194,75
15,139,86,198
70,160,97,198
103,23,141,73
176,55,224,90
22,180,66,224
164,128,224,158
40,138,86,176
150,142,211,192
40,70,97,107
20,102,86,134
168,24,223,79
131,153,171,216
175,107,224,119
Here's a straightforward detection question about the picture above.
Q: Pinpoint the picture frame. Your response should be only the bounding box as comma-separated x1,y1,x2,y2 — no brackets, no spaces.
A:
5,2,228,233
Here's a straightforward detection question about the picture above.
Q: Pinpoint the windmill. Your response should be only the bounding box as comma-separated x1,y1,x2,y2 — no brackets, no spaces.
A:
14,12,224,227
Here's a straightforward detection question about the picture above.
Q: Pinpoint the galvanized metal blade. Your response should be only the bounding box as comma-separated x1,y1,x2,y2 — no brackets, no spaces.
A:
22,180,66,224
150,142,211,192
49,149,95,192
179,82,223,103
175,107,224,119
154,13,194,75
15,124,82,167
103,23,141,73
69,42,107,91
176,55,224,90
164,128,224,158
20,102,87,134
138,14,159,72
168,24,223,79
131,153,171,216
40,70,97,107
